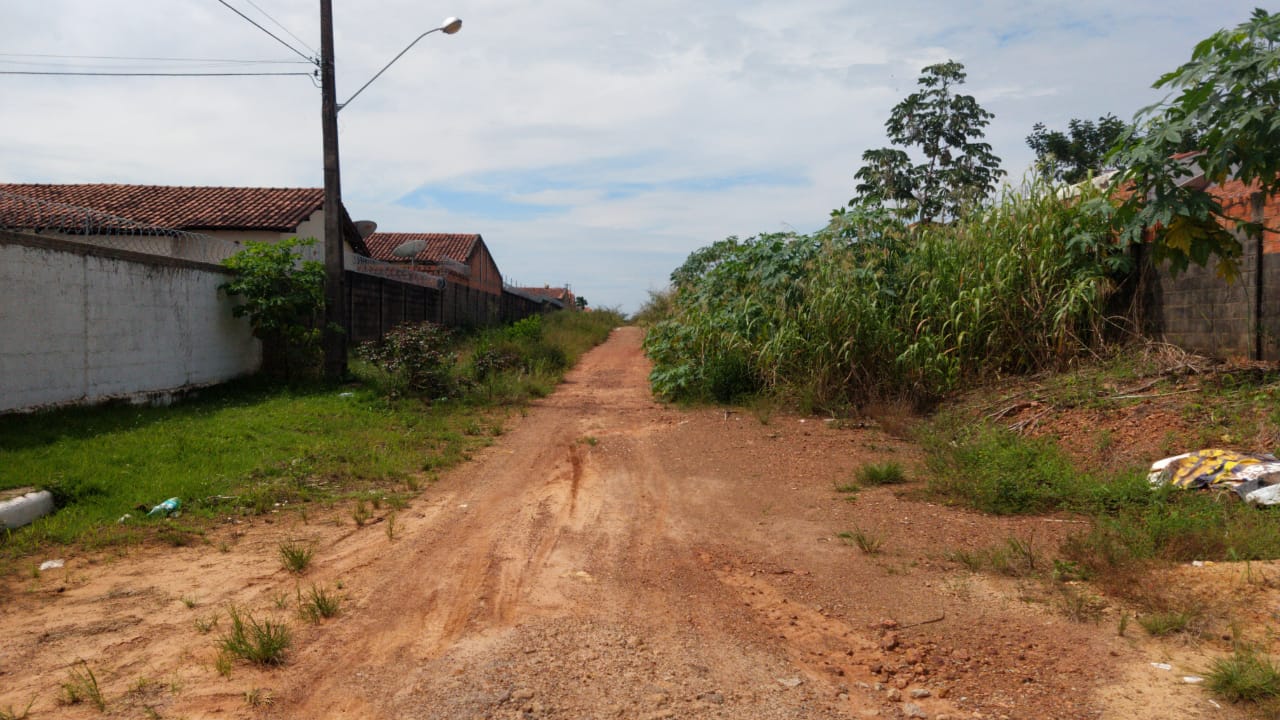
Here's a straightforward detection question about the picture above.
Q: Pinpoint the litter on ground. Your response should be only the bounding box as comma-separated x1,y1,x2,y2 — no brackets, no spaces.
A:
1147,449,1280,505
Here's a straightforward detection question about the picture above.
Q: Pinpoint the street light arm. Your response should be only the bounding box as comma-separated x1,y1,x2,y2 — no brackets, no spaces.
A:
338,19,460,111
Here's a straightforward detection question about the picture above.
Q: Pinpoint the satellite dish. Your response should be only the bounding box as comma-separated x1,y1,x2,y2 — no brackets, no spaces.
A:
392,239,428,259
354,220,378,239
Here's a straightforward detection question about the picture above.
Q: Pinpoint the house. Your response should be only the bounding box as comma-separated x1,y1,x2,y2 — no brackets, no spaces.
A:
0,183,370,264
513,285,577,310
364,232,503,296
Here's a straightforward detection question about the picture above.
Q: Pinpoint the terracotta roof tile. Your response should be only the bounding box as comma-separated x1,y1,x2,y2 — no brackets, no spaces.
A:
364,232,480,265
0,183,325,232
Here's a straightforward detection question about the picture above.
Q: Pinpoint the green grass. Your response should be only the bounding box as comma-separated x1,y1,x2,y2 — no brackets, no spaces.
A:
837,527,883,554
1206,647,1280,703
1138,610,1198,637
60,660,105,711
298,584,342,624
0,311,623,560
278,541,313,574
219,606,292,666
856,461,907,486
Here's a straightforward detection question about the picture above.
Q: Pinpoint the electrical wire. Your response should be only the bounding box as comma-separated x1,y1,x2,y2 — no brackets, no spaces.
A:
0,70,314,77
0,52,310,64
214,0,315,64
242,0,319,58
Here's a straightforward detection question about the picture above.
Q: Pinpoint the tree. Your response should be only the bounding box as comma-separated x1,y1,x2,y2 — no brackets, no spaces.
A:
1026,114,1130,184
850,60,1005,223
575,296,588,310
1112,8,1280,278
219,237,326,378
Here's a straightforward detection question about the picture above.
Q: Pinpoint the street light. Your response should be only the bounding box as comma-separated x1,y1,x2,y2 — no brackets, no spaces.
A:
318,5,462,380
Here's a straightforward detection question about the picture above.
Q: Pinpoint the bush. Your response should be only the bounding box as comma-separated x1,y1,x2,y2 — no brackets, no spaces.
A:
357,322,457,398
219,237,325,379
644,178,1124,408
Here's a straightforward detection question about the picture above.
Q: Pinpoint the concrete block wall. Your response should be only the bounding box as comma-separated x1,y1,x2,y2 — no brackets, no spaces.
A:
1145,191,1280,361
0,231,260,413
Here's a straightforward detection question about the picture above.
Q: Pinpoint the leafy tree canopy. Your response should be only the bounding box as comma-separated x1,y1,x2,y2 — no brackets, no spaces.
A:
1027,114,1130,184
1112,8,1280,278
849,60,1005,223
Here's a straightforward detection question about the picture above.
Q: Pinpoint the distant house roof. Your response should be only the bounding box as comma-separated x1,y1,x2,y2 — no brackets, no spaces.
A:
364,232,481,266
515,286,572,303
0,183,369,255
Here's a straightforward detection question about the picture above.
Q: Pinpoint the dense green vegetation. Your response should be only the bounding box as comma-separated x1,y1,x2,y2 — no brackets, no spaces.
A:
0,309,622,559
644,178,1122,409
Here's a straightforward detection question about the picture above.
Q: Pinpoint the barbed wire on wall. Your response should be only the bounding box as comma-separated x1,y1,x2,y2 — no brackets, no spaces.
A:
0,190,243,265
349,255,446,289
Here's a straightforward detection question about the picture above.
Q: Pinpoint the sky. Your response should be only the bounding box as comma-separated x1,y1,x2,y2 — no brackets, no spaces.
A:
0,1,1263,313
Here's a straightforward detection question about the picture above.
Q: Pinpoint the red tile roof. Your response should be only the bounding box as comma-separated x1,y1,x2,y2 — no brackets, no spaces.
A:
515,286,572,302
0,183,326,231
365,232,480,265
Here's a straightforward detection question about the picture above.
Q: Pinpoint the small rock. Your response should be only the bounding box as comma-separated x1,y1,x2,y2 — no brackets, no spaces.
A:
880,633,900,651
696,691,725,705
886,688,902,701
511,689,535,702
902,702,928,719
910,689,931,699
778,677,804,688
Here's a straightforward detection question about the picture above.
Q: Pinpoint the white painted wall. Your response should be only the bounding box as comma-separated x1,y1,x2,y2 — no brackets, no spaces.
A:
0,235,261,413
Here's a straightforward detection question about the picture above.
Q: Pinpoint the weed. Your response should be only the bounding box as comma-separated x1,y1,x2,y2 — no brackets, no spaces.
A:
352,499,371,527
61,660,106,711
278,541,313,574
1139,610,1198,637
1206,647,1280,703
833,479,860,494
181,595,197,609
272,592,290,610
1118,612,1130,637
213,653,232,678
1057,586,1104,623
579,436,599,447
405,476,421,492
385,511,398,541
298,585,342,624
857,461,907,486
838,527,883,555
244,687,274,707
194,614,218,634
219,606,292,666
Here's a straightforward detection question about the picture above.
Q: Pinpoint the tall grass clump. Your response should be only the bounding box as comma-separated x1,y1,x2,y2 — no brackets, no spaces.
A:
644,178,1125,409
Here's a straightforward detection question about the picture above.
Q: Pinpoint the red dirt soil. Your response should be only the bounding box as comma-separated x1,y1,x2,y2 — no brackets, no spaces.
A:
0,327,1264,719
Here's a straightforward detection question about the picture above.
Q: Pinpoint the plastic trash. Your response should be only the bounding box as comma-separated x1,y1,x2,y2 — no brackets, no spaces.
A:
39,559,65,571
1245,483,1280,507
1148,449,1280,500
1151,662,1173,671
147,497,181,518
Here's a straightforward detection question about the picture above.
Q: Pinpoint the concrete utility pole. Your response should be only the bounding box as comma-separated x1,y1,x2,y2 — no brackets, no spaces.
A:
319,0,346,380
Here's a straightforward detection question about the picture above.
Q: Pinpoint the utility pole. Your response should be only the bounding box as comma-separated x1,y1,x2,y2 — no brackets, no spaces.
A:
319,0,346,380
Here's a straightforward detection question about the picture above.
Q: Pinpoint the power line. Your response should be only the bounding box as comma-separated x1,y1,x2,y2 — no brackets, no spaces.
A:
243,0,319,58
0,70,313,77
0,52,310,64
215,0,315,64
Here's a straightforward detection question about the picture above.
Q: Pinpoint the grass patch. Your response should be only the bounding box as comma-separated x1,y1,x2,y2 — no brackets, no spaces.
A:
0,311,622,560
947,537,1041,577
856,461,906,486
278,541,313,574
60,660,106,711
837,527,883,555
219,606,292,666
1207,647,1280,703
1138,609,1198,637
298,585,342,624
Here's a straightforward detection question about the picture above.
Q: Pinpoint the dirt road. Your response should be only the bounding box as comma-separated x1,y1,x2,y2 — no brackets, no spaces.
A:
0,327,1245,718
